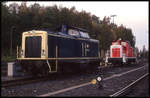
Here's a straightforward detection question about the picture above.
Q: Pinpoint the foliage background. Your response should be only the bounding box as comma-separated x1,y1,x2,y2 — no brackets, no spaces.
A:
1,2,138,61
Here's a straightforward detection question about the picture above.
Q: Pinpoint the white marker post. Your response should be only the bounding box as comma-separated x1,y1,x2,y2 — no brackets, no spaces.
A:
8,62,17,77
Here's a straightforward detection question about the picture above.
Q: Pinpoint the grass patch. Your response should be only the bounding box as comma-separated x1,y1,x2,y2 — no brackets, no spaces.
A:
1,55,16,62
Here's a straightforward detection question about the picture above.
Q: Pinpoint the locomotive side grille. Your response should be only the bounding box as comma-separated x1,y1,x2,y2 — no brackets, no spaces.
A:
25,36,41,58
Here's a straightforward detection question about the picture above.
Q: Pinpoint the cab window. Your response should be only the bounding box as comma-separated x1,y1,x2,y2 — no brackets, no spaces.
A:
68,29,80,37
80,31,90,38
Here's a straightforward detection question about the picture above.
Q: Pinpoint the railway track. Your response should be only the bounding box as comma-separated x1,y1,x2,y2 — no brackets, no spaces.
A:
109,73,149,97
39,64,148,96
2,75,52,88
1,60,145,88
1,62,148,96
1,70,94,88
1,66,7,76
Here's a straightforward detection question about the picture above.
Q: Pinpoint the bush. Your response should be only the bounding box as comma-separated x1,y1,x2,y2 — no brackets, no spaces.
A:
1,55,16,62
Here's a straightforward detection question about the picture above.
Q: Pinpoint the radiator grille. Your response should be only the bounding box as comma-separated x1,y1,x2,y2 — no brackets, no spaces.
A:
112,48,120,57
25,36,41,58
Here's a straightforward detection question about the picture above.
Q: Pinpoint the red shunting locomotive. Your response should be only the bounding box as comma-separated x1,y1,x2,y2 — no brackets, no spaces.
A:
105,38,137,64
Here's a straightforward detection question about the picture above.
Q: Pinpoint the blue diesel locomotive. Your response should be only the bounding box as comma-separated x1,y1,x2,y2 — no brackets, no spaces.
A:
16,25,101,75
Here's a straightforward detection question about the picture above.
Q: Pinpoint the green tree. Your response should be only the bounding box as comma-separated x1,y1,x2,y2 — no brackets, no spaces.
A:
1,2,136,59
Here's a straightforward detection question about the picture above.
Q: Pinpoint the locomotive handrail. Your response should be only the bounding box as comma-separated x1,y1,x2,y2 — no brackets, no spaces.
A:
16,45,22,59
17,45,18,58
46,60,52,72
56,45,58,72
46,45,58,73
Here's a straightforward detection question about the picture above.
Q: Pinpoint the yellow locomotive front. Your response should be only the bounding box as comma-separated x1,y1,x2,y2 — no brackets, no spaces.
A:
17,30,48,60
16,30,52,75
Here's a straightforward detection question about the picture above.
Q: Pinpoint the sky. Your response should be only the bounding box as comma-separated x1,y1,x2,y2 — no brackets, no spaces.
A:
5,1,149,51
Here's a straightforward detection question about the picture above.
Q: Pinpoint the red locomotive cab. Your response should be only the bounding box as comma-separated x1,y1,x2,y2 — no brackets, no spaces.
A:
112,39,121,45
131,47,133,57
121,42,127,57
128,47,132,57
117,39,121,45
128,47,130,57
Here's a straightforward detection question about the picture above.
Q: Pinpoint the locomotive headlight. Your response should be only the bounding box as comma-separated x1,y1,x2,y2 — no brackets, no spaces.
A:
21,50,23,55
42,49,46,56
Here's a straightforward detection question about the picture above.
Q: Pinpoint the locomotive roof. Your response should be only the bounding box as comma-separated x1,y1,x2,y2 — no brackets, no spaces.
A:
42,30,98,43
40,26,88,34
42,25,91,39
67,26,89,32
23,25,99,42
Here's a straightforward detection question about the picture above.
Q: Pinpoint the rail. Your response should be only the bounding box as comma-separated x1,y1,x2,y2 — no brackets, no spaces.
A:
2,76,50,88
109,73,149,97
